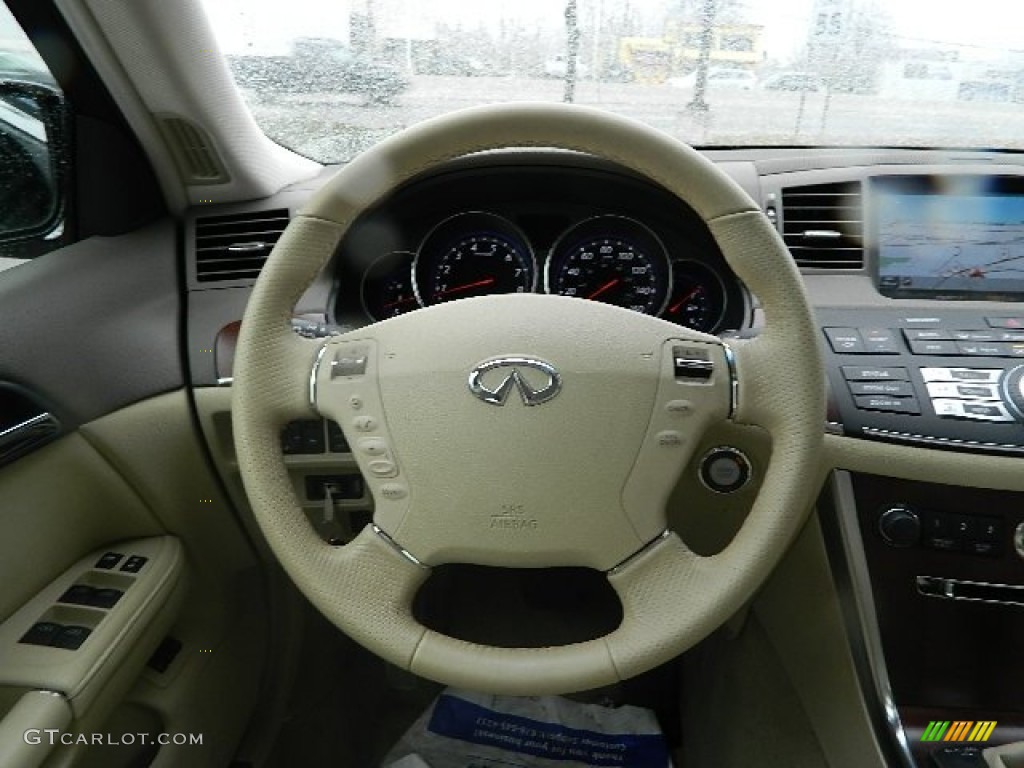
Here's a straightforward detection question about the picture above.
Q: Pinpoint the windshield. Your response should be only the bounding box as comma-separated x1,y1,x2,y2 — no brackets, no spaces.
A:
199,0,1024,163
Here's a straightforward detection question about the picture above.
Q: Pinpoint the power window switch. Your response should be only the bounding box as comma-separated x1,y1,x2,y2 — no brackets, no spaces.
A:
58,584,96,606
52,625,91,650
20,621,62,646
91,588,123,609
95,552,123,569
120,555,148,573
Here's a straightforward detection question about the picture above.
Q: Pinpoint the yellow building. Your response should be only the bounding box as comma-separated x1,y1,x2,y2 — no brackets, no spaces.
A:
663,22,764,71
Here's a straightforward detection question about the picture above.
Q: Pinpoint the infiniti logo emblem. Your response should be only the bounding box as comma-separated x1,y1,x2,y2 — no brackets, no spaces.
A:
468,357,562,407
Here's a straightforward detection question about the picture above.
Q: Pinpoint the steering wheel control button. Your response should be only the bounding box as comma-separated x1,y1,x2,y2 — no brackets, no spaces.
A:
665,399,694,416
656,430,683,447
699,447,752,494
348,395,364,410
357,437,389,456
367,459,398,478
353,415,378,432
877,505,921,548
673,346,714,381
379,483,408,501
331,346,369,378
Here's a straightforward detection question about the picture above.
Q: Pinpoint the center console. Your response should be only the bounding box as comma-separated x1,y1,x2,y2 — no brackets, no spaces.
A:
822,309,1024,453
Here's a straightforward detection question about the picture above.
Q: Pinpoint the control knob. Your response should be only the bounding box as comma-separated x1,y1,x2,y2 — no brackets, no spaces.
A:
1003,365,1024,420
878,505,920,548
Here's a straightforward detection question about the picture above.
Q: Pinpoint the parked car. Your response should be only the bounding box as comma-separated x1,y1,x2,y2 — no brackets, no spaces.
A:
228,37,409,104
761,71,827,92
542,53,588,79
668,67,757,91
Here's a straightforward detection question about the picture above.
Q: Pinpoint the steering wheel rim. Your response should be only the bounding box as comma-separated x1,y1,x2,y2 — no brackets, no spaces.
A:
232,102,824,695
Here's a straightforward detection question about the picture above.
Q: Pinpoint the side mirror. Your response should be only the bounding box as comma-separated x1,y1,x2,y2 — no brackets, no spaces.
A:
0,80,68,248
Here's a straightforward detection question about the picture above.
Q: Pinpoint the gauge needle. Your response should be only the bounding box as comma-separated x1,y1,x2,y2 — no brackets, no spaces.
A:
586,278,620,300
433,277,497,299
668,286,702,314
381,294,419,310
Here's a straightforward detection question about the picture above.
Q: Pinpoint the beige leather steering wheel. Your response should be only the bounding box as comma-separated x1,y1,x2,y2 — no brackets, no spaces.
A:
232,103,824,695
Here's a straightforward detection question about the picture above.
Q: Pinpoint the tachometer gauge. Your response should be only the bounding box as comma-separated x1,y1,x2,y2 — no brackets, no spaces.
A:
414,212,536,306
360,251,420,321
545,216,671,315
662,260,727,333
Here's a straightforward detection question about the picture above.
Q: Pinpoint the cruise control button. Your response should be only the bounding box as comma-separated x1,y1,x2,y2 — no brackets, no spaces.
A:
332,347,369,377
367,459,398,478
854,395,921,414
848,381,914,397
842,366,908,381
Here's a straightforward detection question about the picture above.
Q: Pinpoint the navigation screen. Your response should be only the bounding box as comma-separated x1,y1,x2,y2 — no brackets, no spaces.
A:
876,179,1024,298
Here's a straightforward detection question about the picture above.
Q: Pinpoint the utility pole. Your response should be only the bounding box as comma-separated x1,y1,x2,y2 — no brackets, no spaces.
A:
686,0,716,112
564,0,581,103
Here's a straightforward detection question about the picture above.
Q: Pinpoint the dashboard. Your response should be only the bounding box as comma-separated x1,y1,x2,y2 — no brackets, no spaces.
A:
185,148,1024,768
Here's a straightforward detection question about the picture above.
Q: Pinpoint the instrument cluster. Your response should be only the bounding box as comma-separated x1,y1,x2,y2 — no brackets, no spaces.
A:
357,210,736,334
337,158,749,335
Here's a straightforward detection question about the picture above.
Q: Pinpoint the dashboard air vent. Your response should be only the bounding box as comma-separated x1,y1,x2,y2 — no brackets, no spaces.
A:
781,181,863,269
194,209,289,283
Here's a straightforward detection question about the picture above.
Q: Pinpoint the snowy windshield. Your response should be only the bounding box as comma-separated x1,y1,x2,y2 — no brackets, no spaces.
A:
199,0,1024,163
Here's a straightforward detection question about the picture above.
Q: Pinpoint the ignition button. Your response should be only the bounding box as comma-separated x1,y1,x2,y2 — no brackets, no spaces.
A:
699,447,752,494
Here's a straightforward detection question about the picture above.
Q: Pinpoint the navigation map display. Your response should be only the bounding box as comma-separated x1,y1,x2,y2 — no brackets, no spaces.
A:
875,176,1024,299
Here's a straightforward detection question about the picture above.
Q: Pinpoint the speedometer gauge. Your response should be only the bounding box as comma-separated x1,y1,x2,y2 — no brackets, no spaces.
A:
545,216,671,315
414,212,535,306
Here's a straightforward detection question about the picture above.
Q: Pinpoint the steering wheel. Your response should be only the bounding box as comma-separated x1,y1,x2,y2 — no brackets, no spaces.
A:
232,103,824,695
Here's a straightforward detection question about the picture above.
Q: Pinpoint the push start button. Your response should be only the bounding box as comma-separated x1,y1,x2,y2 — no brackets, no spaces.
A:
699,447,752,494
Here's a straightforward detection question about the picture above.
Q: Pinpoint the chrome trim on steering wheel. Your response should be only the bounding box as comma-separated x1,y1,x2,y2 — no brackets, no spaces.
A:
722,342,739,419
309,341,329,413
372,524,430,570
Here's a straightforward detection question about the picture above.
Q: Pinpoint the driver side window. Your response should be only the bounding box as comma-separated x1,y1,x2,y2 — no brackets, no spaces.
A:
0,3,68,265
